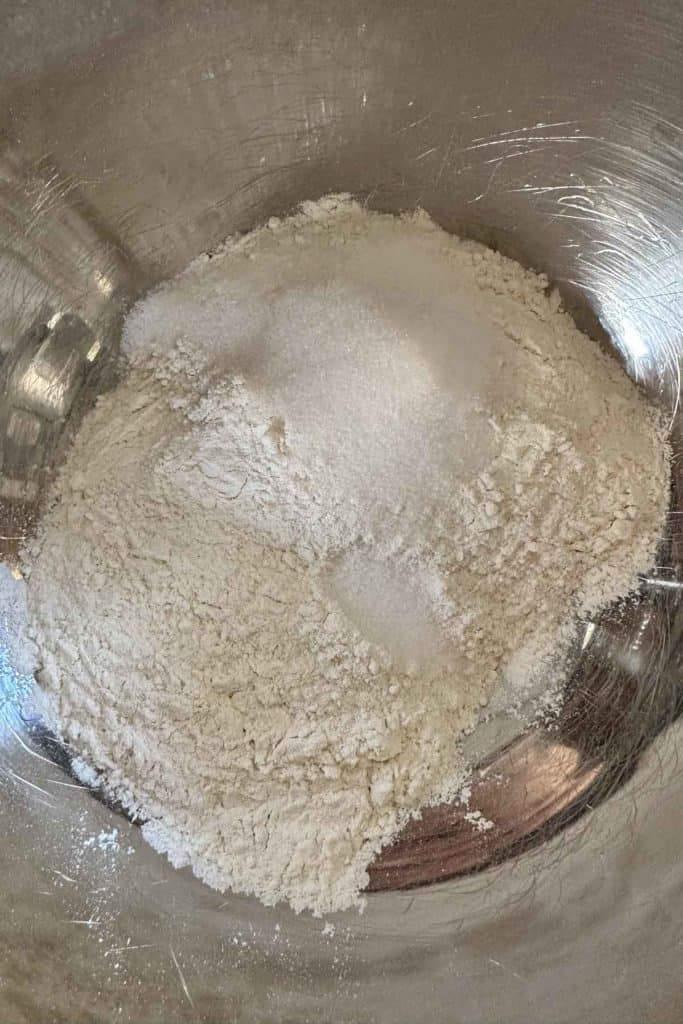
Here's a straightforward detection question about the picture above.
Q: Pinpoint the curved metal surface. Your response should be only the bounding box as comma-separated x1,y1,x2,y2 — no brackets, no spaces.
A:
1,1,682,1020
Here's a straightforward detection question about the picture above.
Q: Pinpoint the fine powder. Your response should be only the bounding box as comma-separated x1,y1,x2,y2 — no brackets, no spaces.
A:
21,195,670,915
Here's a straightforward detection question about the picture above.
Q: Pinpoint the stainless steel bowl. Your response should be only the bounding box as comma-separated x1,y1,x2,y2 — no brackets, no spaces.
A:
1,2,682,1021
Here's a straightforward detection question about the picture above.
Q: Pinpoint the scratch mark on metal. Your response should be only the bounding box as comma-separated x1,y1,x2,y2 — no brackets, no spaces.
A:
640,576,683,590
435,127,458,186
108,943,157,954
170,946,195,1010
7,768,55,801
7,726,56,765
394,113,431,135
472,120,579,143
505,184,592,194
468,159,502,203
465,133,596,152
482,142,558,166
415,147,438,161
51,869,78,884
401,895,416,915
47,778,87,789
488,956,524,980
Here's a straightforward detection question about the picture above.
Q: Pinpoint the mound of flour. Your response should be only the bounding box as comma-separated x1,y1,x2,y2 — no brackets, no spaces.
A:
21,195,670,914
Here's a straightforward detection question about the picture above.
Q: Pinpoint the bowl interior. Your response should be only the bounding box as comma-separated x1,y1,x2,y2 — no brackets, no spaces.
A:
1,2,683,1021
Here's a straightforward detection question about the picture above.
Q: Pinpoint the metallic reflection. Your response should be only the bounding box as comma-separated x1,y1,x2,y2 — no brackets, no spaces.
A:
0,0,682,1020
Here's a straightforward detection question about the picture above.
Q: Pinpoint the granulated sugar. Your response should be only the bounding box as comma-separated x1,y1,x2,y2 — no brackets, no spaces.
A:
19,195,670,914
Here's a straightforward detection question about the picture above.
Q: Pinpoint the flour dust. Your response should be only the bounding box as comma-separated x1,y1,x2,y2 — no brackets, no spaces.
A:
16,195,669,914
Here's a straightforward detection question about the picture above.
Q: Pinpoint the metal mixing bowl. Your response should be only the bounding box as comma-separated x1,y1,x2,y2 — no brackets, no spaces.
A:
1,1,682,1021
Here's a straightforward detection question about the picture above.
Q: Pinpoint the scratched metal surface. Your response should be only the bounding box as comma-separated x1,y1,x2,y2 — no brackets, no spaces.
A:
1,1,683,1021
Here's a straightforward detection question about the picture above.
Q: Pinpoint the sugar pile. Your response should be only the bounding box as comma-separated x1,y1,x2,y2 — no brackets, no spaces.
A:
19,195,670,914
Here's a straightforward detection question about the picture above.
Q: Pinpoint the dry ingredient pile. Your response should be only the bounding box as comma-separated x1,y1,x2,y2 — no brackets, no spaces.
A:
20,195,669,915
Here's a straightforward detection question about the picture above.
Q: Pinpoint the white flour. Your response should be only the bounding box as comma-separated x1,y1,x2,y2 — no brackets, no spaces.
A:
20,195,670,914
